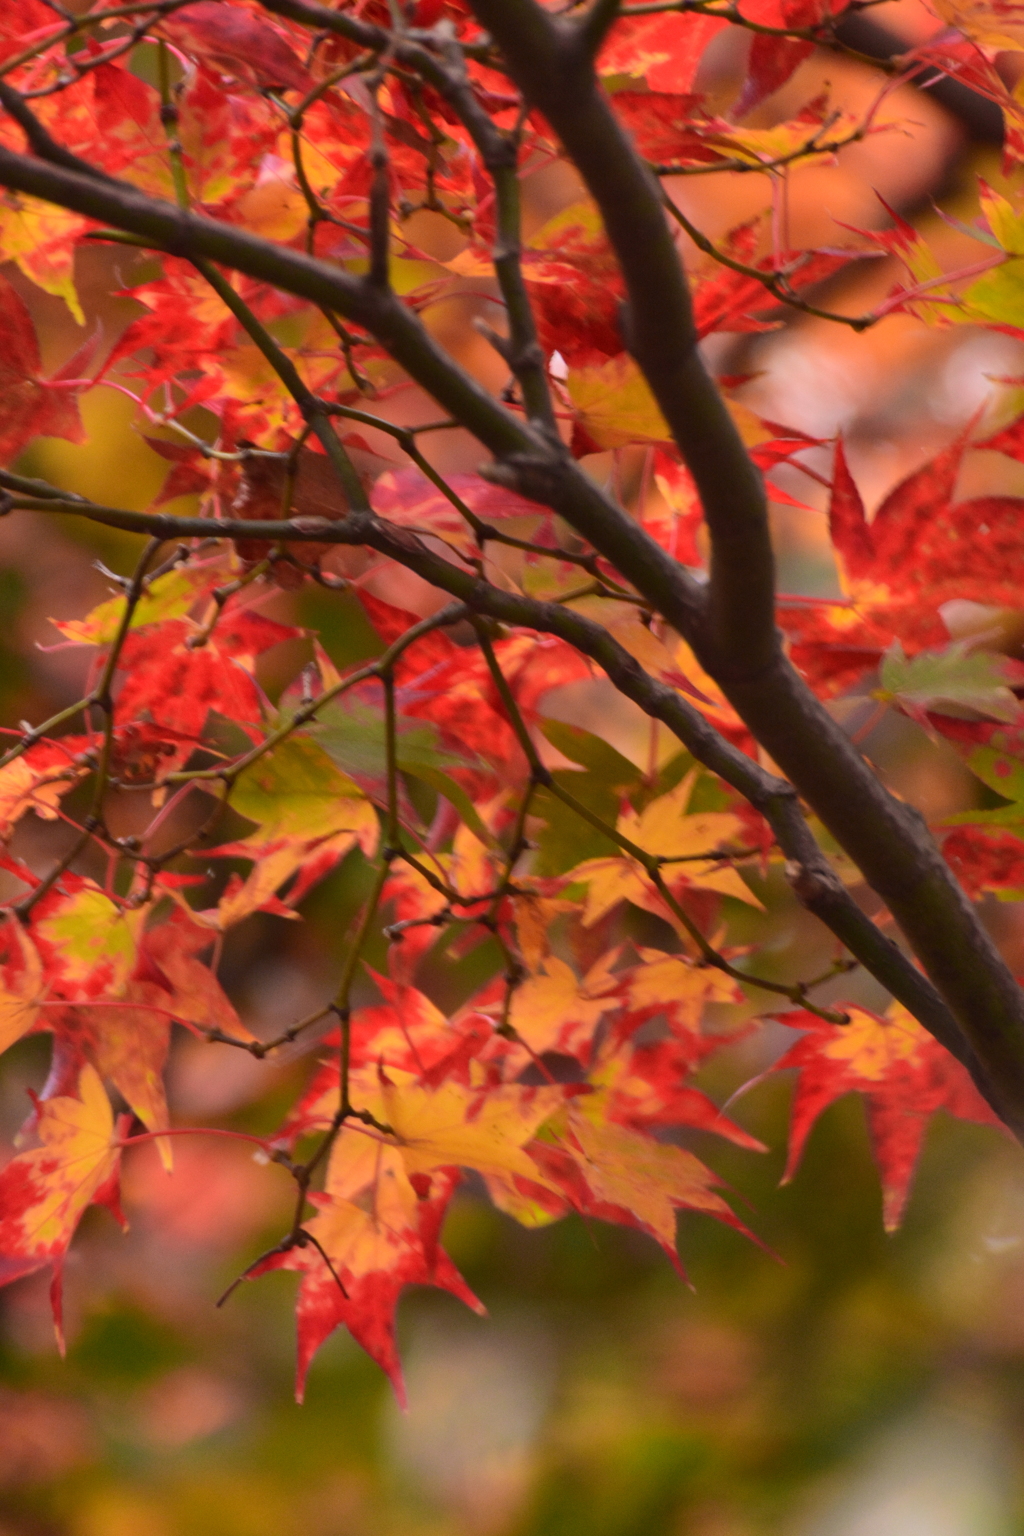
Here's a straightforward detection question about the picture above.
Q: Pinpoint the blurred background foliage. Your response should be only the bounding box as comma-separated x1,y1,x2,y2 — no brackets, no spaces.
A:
6,0,1024,1531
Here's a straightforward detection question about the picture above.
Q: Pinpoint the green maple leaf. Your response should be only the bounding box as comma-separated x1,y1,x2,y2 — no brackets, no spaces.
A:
314,698,495,847
875,640,1022,726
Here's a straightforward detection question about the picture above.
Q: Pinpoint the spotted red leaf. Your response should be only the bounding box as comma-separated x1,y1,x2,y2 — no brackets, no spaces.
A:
942,826,1024,899
599,13,726,93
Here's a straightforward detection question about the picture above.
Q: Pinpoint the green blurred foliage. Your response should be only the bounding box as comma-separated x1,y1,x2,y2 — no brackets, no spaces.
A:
4,1083,1024,1536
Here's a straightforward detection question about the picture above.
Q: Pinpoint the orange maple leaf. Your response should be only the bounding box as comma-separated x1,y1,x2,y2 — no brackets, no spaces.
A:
567,770,759,928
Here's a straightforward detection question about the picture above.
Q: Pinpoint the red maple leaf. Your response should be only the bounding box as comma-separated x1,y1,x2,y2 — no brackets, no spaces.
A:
157,2,312,94
769,1005,1005,1229
251,1162,481,1403
114,607,302,742
0,273,93,467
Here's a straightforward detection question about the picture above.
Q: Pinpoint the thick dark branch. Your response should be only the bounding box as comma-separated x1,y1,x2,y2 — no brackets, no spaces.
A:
465,0,1024,1124
467,0,775,681
580,0,623,55
4,104,1024,1125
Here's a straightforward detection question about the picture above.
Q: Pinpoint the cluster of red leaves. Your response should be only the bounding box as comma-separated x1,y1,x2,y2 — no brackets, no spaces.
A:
0,0,1023,1401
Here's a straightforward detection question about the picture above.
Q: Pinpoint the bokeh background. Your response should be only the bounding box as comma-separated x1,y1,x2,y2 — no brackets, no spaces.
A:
6,2,1024,1532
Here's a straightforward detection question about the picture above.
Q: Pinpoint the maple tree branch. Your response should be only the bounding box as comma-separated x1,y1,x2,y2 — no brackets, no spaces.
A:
366,76,392,291
276,0,552,425
250,1003,337,1058
480,144,556,430
317,404,602,570
648,118,868,178
156,40,188,208
616,0,901,71
462,0,1024,1130
427,30,556,432
0,147,709,635
257,0,500,98
467,0,776,683
14,6,206,99
319,807,398,1138
661,193,876,331
216,1226,348,1309
8,0,1024,1373
3,120,1023,1124
190,258,371,513
0,81,114,184
166,603,469,796
580,0,624,55
0,483,987,1083
0,0,196,81
471,625,559,1027
475,617,849,1025
266,642,430,1229
551,771,854,1020
12,537,164,921
127,781,232,900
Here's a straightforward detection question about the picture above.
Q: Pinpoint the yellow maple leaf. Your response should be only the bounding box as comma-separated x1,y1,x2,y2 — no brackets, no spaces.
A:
197,737,380,928
234,179,311,243
568,858,656,929
230,737,377,849
816,1003,925,1080
567,353,671,448
561,1096,746,1256
308,1144,420,1279
51,558,234,646
624,947,742,1027
0,919,45,1055
510,954,619,1055
482,1168,567,1228
930,0,1024,51
622,772,740,861
567,355,776,454
718,108,866,169
512,892,572,971
379,1077,565,1183
604,614,690,689
0,753,85,837
671,638,747,736
0,193,85,323
200,828,373,930
568,771,759,925
566,853,757,928
446,814,503,899
84,1001,172,1169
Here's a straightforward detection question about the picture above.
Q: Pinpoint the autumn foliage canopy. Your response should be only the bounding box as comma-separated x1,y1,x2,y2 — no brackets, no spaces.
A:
3,0,1024,1404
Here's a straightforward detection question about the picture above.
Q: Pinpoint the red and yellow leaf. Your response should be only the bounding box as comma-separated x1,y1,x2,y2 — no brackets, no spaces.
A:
770,1005,1004,1230
0,1065,121,1347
